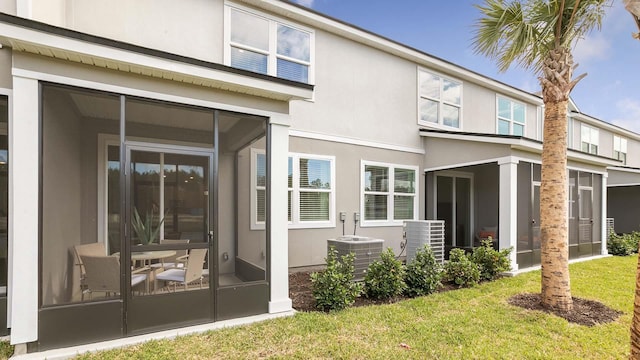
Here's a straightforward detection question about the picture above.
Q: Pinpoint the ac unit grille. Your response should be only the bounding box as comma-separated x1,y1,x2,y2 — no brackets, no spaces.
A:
327,236,384,281
404,220,445,264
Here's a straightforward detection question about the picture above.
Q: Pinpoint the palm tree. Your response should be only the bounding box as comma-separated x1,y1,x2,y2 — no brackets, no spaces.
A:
626,0,640,38
473,0,608,311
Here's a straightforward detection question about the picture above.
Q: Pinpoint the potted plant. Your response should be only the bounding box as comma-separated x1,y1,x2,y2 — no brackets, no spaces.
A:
131,207,166,246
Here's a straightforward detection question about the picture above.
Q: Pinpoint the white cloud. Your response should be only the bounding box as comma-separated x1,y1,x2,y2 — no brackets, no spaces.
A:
611,98,640,134
573,33,611,64
292,0,314,7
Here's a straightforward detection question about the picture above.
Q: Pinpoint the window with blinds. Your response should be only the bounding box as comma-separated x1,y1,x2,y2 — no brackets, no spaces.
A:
614,135,627,164
227,6,313,84
362,161,418,225
253,150,334,229
581,125,599,155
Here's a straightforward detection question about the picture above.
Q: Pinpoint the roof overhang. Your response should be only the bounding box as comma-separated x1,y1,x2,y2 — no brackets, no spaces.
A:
571,111,640,140
420,129,623,168
0,13,314,102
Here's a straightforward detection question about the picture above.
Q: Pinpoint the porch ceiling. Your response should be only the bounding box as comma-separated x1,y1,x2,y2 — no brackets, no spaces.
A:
0,13,314,102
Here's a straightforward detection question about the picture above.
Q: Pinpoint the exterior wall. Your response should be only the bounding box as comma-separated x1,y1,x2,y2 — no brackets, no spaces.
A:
608,186,640,234
609,169,640,186
0,50,11,89
0,1,16,16
287,136,424,267
627,139,640,168
424,137,511,170
463,86,540,139
289,29,422,150
30,0,224,64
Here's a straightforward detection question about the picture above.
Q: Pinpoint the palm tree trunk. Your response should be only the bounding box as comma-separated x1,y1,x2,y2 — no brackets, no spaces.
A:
631,246,640,359
540,99,572,311
538,46,576,311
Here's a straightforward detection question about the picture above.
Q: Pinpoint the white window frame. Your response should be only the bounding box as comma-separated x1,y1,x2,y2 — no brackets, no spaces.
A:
251,149,335,230
360,160,419,227
417,68,463,129
580,124,599,155
613,135,628,164
496,95,526,136
224,2,315,84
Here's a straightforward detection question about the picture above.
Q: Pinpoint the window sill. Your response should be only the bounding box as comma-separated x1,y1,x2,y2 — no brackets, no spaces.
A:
251,221,336,231
359,220,412,228
418,121,460,131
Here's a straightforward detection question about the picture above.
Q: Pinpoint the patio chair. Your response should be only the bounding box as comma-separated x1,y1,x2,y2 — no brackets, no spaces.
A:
149,239,190,270
80,255,148,299
156,248,207,292
73,242,106,300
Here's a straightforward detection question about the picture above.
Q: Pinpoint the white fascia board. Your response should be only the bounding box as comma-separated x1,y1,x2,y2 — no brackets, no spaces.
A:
237,0,543,106
571,112,640,140
421,131,621,167
608,166,640,174
0,22,313,101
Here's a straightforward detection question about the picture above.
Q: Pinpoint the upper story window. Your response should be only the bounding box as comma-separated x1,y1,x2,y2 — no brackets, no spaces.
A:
252,150,334,229
418,69,462,128
497,96,525,136
614,135,628,164
581,125,599,155
226,5,313,83
361,161,418,227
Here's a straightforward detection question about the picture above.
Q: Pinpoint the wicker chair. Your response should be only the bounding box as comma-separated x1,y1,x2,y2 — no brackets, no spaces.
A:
156,248,207,292
80,255,147,299
149,239,190,270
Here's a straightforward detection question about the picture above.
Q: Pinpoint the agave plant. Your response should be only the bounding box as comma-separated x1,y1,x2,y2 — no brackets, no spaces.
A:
131,207,165,245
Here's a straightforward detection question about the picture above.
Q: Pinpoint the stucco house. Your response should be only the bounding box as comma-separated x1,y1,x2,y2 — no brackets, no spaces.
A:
0,0,636,355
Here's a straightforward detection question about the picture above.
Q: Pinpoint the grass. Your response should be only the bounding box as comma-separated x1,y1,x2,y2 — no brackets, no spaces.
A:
3,256,635,359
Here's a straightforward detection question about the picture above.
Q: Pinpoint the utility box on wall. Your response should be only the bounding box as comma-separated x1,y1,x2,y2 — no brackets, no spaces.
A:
327,236,384,281
404,220,445,264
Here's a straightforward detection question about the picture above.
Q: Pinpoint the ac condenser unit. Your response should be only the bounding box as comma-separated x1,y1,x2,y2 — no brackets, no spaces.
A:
404,220,445,264
327,236,384,281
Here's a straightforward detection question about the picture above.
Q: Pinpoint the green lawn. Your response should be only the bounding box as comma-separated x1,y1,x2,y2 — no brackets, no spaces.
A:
0,255,628,359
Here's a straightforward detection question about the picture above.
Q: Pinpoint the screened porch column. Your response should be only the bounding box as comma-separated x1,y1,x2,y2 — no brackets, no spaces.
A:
601,173,608,255
498,157,518,271
9,75,39,344
268,117,292,313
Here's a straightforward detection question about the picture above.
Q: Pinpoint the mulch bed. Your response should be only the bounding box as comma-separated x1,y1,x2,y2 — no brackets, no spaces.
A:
290,271,622,327
508,293,623,326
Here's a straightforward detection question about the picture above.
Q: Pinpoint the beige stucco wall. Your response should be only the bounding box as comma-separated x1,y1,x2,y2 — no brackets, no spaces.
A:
30,0,223,63
287,137,425,267
424,137,512,170
0,50,11,89
289,29,422,150
0,1,16,15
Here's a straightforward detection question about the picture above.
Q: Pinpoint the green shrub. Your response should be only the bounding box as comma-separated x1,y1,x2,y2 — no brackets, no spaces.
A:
470,239,512,281
607,232,635,256
444,248,480,287
404,245,442,297
629,232,640,254
364,248,406,300
310,246,362,311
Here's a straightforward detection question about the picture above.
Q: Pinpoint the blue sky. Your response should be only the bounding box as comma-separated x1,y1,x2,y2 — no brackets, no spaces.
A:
290,0,640,133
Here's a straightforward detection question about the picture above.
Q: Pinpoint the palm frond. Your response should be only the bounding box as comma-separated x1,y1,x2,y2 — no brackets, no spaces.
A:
472,0,610,75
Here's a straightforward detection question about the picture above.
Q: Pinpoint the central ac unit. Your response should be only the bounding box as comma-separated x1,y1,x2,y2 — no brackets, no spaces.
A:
327,236,384,281
404,220,445,264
